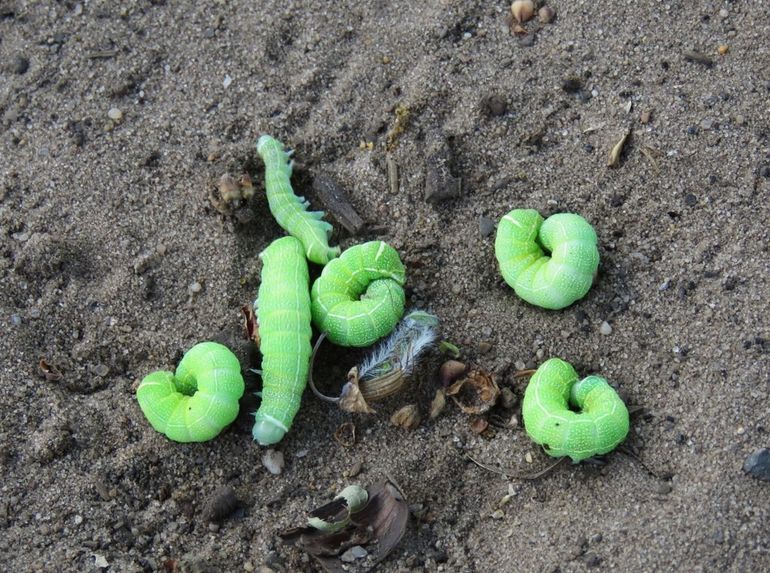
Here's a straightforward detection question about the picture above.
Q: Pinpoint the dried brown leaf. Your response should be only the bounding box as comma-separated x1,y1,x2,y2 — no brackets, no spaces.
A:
279,479,408,571
351,481,409,562
446,367,500,414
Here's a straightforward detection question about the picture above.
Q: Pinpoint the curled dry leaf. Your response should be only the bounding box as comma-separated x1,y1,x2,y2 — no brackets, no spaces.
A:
279,480,409,572
390,404,421,430
39,358,63,382
334,422,356,448
446,367,500,414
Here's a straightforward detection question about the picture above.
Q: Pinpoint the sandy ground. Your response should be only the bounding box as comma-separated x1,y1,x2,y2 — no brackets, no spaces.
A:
2,1,769,571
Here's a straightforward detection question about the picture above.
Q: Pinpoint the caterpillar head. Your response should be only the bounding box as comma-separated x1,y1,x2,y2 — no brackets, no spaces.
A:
252,415,287,445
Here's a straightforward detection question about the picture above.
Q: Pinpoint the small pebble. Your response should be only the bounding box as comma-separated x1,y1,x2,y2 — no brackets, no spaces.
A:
188,281,203,294
654,482,672,495
525,452,533,464
13,55,30,75
718,8,728,19
223,74,233,89
29,308,41,319
700,118,715,130
93,364,109,377
10,314,22,326
479,216,495,237
107,108,123,121
599,321,612,336
73,514,84,525
340,546,368,562
743,448,770,481
491,509,505,519
684,193,697,206
262,449,284,475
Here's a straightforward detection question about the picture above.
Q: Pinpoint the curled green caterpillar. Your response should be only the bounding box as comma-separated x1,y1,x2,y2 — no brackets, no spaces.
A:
253,236,313,445
495,209,599,309
136,342,244,443
521,358,629,462
311,241,406,347
257,135,341,265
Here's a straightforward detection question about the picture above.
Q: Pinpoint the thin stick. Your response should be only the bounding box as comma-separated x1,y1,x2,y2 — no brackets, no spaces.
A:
512,369,536,378
465,452,567,481
307,333,340,404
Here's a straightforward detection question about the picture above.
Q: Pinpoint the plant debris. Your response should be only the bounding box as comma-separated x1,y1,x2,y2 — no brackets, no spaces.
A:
312,173,365,235
334,422,356,448
209,173,254,214
607,127,631,168
439,359,467,387
429,388,447,419
438,340,461,358
241,304,260,346
309,312,439,414
446,366,500,414
280,480,409,571
38,358,63,382
390,404,421,430
386,104,411,150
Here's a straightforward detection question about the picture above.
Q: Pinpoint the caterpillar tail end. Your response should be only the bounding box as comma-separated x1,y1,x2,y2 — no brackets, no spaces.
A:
252,417,287,445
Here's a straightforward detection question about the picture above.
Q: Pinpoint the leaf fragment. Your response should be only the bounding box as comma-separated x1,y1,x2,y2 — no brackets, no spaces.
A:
446,367,500,414
607,127,631,168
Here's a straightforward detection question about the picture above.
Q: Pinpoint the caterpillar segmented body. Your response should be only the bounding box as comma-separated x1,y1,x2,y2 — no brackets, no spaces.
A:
252,236,313,445
256,135,341,265
495,209,599,309
136,342,244,443
311,241,406,347
521,358,629,462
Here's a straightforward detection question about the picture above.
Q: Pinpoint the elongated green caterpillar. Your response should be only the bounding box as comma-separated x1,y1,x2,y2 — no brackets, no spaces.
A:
521,358,629,462
252,236,313,445
311,241,406,347
136,342,244,442
495,209,599,309
257,135,341,265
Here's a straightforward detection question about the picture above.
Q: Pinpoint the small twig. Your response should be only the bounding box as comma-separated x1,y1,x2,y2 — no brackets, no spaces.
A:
512,369,536,378
465,452,567,481
307,333,340,404
386,154,399,195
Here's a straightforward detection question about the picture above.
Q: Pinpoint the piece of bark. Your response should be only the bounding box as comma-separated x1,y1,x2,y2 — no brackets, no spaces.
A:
312,173,365,234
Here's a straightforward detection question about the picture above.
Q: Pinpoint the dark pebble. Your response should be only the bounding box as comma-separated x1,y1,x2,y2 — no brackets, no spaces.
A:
518,34,536,48
561,77,583,93
686,126,698,136
743,448,770,481
708,174,717,185
584,553,602,568
760,165,770,179
202,486,240,522
684,193,697,206
583,143,594,153
610,194,624,207
13,55,29,75
481,95,507,117
478,216,495,237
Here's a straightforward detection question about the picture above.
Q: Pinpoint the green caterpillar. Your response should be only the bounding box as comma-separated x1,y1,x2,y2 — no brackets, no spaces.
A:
256,135,341,265
311,241,406,347
494,209,599,309
136,342,244,442
521,358,629,462
252,236,313,445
